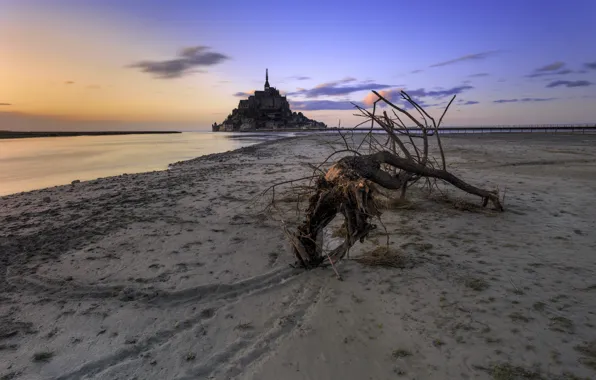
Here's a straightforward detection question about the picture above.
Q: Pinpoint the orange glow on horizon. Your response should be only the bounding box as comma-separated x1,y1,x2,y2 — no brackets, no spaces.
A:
0,4,233,125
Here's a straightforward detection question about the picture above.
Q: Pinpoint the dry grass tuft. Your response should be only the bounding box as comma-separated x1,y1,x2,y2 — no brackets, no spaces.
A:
391,348,412,358
575,340,596,370
549,316,574,333
464,276,490,291
488,362,545,379
32,351,54,362
353,246,409,268
575,340,596,357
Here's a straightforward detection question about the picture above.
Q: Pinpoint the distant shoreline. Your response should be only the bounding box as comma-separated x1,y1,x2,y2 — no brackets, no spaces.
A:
0,131,182,139
219,125,596,134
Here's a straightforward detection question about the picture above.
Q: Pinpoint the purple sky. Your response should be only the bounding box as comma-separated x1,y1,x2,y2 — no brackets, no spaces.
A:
1,0,596,130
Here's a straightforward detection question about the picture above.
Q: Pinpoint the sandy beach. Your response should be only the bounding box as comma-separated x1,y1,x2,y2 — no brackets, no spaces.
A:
1,133,596,380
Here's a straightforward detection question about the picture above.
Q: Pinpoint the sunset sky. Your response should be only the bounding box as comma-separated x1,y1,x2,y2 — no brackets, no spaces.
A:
1,0,596,131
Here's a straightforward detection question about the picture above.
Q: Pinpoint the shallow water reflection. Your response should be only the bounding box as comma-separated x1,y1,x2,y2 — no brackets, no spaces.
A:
0,132,287,196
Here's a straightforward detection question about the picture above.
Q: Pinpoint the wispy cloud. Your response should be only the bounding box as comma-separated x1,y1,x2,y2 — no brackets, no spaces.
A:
494,97,557,103
521,97,557,101
429,51,498,68
546,80,592,88
536,61,565,72
584,61,596,70
468,73,490,77
362,85,474,107
290,75,311,80
129,46,230,79
525,62,578,78
527,70,574,78
233,90,255,97
287,77,395,98
456,99,479,105
289,100,361,111
0,103,11,106
406,85,474,99
64,81,75,85
410,69,423,74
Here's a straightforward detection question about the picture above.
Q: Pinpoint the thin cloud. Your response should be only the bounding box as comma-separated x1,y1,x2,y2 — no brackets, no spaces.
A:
526,69,574,78
429,51,498,68
287,77,395,98
520,97,556,101
494,97,557,103
411,69,423,74
65,81,75,85
290,75,311,80
362,85,474,106
546,80,592,88
536,62,565,72
0,103,11,106
289,100,361,111
456,99,479,105
526,62,576,78
584,61,596,70
129,45,230,79
233,90,255,97
468,73,490,77
406,85,474,99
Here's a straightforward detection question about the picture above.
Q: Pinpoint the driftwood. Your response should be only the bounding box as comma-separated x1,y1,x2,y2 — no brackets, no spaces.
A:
288,90,504,270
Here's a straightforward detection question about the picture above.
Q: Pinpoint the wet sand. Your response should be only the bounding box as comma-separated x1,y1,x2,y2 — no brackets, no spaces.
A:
1,133,595,379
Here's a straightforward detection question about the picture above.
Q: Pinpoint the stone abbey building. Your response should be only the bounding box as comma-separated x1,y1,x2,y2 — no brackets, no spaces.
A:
212,69,326,131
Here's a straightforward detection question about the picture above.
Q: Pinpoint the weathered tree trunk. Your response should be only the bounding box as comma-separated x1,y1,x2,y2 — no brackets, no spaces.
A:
287,89,505,270
291,152,503,269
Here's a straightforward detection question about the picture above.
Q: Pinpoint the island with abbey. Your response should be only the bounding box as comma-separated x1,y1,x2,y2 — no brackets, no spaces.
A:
212,69,327,132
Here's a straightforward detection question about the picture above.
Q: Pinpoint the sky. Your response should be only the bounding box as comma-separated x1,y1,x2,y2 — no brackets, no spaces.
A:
1,0,596,131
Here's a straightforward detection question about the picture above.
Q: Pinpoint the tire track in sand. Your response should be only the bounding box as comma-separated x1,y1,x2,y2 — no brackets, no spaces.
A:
52,267,302,380
7,266,299,306
175,276,326,380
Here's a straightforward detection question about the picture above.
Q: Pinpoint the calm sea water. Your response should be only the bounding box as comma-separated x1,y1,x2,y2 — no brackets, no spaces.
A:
0,132,293,196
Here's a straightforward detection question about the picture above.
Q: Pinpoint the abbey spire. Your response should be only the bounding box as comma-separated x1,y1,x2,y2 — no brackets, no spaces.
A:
264,68,270,90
